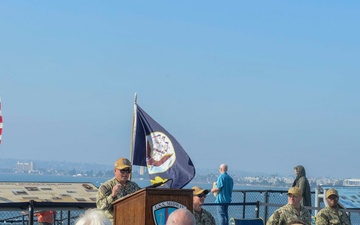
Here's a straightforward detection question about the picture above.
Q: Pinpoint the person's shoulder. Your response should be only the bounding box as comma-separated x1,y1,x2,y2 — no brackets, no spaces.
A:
316,206,330,216
201,209,216,224
279,204,292,212
222,172,232,178
106,177,117,183
300,206,311,215
320,206,330,212
202,208,213,216
316,208,324,216
272,205,286,214
99,177,117,187
270,207,283,219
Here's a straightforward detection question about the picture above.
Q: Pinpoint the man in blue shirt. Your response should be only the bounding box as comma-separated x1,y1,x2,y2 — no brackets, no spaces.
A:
211,164,234,225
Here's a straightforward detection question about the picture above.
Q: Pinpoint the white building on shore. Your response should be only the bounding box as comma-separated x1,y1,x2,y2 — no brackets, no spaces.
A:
343,178,360,186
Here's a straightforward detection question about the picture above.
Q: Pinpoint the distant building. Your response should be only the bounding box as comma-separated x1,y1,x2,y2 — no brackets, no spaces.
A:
16,161,34,173
343,179,360,186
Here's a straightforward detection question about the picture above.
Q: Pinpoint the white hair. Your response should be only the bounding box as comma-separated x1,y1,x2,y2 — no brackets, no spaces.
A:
75,209,111,225
166,208,195,225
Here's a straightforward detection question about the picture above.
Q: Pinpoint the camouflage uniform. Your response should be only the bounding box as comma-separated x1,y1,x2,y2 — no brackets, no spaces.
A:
193,208,216,225
266,204,311,225
96,177,140,223
315,206,351,225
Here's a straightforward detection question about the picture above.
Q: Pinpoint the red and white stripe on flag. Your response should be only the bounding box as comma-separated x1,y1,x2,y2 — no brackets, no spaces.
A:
0,97,2,144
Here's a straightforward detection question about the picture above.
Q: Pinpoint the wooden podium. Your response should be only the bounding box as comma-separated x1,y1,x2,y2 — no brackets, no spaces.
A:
113,188,193,225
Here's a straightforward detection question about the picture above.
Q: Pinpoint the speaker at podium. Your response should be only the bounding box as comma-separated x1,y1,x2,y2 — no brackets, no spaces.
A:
112,188,193,225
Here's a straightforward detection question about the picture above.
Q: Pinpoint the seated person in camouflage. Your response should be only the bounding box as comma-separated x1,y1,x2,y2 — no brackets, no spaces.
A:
192,186,216,225
266,187,311,225
315,189,351,225
96,158,141,224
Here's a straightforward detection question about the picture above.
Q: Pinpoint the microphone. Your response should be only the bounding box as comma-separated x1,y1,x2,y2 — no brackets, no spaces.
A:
146,178,174,188
147,181,165,188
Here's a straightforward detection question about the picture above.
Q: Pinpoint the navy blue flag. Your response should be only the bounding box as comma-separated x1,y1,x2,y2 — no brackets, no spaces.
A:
132,104,196,189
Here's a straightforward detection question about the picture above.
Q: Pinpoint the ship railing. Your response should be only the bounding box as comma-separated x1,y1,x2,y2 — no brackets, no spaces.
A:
202,189,360,224
2,189,360,224
0,200,95,225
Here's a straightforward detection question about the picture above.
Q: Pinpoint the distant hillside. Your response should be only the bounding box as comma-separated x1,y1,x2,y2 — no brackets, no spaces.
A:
0,157,290,177
0,158,110,172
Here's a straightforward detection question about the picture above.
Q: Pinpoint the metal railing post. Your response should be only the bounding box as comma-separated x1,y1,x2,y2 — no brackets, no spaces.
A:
264,191,269,222
28,200,34,225
255,201,260,218
315,185,321,216
22,214,26,225
242,191,246,218
67,210,71,225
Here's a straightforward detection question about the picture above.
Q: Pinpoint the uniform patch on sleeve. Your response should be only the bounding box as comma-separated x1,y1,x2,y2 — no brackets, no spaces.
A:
100,185,111,195
319,213,328,222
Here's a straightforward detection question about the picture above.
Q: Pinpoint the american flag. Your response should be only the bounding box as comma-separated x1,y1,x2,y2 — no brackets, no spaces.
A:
0,97,2,144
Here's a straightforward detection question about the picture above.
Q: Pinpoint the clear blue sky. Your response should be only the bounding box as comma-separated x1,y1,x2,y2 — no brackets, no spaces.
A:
1,1,359,178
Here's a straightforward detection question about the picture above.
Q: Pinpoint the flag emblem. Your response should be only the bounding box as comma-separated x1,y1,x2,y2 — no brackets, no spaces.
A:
146,132,175,174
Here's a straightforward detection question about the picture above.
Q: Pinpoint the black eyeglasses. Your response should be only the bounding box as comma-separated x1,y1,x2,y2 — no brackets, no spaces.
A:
197,193,206,198
328,196,338,201
119,169,131,174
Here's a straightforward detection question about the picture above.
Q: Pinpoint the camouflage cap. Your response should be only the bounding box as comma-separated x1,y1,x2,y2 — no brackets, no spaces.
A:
326,189,339,198
287,187,301,197
114,158,132,170
192,186,209,196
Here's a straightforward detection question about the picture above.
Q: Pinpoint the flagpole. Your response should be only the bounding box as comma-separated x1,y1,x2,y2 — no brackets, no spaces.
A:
129,93,137,180
0,96,3,145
